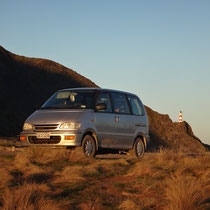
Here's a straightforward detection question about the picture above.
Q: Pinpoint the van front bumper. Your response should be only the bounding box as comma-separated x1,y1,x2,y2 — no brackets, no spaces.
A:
19,130,83,147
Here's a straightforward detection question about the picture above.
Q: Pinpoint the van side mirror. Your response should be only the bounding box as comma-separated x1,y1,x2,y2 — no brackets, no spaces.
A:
95,103,107,111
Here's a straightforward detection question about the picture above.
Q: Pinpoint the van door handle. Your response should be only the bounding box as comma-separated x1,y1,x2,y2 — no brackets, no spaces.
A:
115,117,120,122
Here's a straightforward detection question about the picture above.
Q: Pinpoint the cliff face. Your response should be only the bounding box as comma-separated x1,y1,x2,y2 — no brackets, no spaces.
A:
0,46,207,152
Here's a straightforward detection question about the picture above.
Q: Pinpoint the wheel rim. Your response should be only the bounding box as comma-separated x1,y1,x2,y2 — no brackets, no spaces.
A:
136,141,143,157
84,140,93,156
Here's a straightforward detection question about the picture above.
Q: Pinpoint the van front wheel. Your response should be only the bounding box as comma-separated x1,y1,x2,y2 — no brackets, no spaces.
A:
82,135,96,158
130,138,145,158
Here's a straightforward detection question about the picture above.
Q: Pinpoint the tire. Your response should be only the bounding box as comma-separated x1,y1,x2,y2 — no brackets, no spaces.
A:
82,135,96,158
130,137,145,158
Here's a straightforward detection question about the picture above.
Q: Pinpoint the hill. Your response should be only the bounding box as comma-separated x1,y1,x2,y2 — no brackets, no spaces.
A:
145,106,207,153
0,46,98,137
0,46,208,152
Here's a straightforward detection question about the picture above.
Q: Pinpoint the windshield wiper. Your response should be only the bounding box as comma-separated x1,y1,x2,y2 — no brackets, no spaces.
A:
40,106,61,109
41,105,87,109
62,104,87,109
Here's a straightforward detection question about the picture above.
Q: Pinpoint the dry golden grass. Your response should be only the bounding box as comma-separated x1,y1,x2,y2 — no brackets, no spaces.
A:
126,150,210,209
0,147,209,209
77,198,102,210
53,158,129,186
0,183,60,210
0,168,12,189
165,174,210,210
53,165,85,184
13,152,52,180
84,158,129,176
118,199,138,209
68,147,89,162
24,147,69,164
120,178,164,209
0,145,5,151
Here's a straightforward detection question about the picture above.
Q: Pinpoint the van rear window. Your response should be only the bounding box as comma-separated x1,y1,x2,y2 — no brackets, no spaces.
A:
127,95,145,116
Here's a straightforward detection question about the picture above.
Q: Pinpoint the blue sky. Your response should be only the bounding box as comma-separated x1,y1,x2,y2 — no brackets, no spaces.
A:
1,0,210,144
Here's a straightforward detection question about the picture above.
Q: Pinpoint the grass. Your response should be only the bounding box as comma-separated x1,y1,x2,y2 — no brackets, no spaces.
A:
0,183,60,210
165,174,209,210
0,168,12,190
23,147,70,164
0,146,209,209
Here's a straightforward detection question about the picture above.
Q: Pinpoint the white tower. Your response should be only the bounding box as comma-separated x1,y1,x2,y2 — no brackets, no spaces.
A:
179,111,182,122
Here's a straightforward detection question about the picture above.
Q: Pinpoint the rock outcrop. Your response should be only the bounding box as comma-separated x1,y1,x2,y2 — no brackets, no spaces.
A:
145,106,207,152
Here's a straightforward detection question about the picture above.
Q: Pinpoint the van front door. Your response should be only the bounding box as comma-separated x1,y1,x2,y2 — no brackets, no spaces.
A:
94,92,117,148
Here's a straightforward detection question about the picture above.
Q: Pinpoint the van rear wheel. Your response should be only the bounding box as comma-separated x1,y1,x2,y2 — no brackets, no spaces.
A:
82,135,96,158
130,137,145,158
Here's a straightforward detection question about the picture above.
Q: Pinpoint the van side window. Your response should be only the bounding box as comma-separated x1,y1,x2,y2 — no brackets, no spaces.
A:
96,93,112,112
111,93,130,114
128,95,144,116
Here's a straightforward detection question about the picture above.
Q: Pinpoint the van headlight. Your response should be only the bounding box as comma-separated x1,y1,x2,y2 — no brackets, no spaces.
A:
23,123,33,130
59,122,81,130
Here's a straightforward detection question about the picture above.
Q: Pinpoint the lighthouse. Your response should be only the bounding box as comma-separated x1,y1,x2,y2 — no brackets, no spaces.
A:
179,111,182,122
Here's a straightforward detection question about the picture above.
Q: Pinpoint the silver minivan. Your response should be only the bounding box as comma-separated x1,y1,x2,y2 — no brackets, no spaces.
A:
20,88,150,158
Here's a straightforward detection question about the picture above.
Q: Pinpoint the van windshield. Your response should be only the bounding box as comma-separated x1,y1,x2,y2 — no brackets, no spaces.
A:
41,90,95,109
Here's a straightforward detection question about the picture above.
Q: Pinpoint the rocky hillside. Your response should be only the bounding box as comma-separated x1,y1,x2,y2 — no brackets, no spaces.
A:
0,46,208,152
0,46,97,136
145,107,207,153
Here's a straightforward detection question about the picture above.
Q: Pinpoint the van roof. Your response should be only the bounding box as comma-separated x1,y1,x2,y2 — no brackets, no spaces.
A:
59,87,139,97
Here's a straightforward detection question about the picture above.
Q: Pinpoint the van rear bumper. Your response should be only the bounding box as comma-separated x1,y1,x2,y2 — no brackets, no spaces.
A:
19,131,83,147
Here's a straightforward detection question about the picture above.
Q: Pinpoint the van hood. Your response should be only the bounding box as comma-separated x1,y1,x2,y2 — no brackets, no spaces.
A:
25,109,93,125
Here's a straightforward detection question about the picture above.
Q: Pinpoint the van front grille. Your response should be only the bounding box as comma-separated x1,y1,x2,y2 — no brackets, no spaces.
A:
28,136,61,144
33,124,59,131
